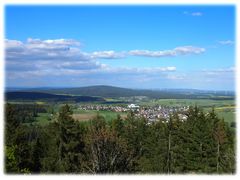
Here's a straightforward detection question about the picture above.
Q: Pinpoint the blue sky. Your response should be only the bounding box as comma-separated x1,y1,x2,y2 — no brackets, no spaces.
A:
5,5,235,90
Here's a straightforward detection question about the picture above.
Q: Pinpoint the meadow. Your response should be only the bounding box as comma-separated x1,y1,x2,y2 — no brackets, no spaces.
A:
72,109,127,122
28,98,235,127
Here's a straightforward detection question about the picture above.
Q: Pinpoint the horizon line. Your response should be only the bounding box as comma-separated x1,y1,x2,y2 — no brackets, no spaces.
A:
5,85,236,92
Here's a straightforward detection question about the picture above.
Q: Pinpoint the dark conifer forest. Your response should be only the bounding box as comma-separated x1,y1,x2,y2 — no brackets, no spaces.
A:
5,103,235,174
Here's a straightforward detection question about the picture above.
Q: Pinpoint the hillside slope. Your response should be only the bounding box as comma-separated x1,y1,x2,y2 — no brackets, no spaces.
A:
5,91,105,102
6,85,235,100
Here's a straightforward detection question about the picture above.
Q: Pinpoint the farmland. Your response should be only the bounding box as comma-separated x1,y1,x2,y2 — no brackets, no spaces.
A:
5,86,236,174
7,98,235,127
5,86,236,127
72,109,127,122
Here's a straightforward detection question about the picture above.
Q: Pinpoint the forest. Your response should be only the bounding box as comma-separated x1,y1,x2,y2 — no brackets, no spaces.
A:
6,85,235,100
5,103,235,174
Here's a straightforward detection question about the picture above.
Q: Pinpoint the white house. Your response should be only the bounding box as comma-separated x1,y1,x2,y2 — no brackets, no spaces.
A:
128,104,140,109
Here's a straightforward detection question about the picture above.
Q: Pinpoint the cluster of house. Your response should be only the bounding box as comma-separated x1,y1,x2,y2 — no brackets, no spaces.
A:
78,104,189,122
78,104,129,112
134,105,189,122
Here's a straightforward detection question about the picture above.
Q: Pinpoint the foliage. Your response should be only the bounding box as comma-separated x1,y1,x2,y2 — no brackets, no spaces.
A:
4,103,235,174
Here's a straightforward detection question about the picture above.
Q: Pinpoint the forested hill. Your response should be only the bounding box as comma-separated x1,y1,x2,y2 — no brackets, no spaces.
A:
5,92,105,102
8,85,235,99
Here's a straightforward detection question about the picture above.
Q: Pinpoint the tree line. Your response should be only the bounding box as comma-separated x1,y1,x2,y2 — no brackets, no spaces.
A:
5,103,235,174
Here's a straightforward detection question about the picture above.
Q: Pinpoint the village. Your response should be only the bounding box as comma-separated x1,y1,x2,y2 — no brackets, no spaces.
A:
78,104,189,122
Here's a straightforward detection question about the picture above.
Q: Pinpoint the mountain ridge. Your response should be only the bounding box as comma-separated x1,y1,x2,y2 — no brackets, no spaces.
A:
5,85,235,99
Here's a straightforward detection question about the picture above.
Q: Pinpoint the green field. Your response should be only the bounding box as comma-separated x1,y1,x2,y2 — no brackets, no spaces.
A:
140,99,236,124
216,111,235,123
10,97,236,126
72,109,127,122
140,99,235,107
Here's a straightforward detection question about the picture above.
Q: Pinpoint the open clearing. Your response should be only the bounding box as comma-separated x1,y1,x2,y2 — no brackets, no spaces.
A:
72,114,96,121
140,99,235,108
72,110,127,122
13,98,235,126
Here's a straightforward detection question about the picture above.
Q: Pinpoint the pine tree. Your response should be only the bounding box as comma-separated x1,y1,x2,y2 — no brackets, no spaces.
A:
181,106,216,173
123,113,148,172
5,145,18,173
137,119,167,173
111,114,124,137
32,137,44,173
5,103,20,146
212,116,235,173
167,113,186,173
56,104,85,172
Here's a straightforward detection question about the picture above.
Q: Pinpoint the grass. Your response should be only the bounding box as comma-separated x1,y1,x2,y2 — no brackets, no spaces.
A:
10,98,236,125
72,114,96,122
99,111,127,122
215,106,235,110
72,110,127,122
140,99,235,108
216,111,235,124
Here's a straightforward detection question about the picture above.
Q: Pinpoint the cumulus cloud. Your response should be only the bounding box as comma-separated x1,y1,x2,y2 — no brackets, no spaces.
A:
5,38,234,90
91,51,126,59
128,50,175,57
101,66,176,74
5,38,203,83
129,46,205,57
27,38,81,46
5,39,25,52
5,38,90,62
174,46,205,54
5,38,107,78
5,39,205,64
218,40,234,45
5,38,177,78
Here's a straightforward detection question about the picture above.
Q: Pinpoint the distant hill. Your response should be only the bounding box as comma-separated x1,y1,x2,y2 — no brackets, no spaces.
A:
7,85,235,100
40,85,142,97
5,91,105,102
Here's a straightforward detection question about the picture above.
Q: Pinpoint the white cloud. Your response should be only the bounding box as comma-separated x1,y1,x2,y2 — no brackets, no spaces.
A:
5,39,23,48
5,39,234,90
5,39,205,63
218,40,234,45
183,11,203,16
6,63,177,78
202,67,235,73
166,74,186,80
27,38,81,47
102,66,176,74
91,51,126,59
5,38,89,62
129,46,205,57
5,39,25,52
128,50,175,57
5,38,104,77
5,38,203,81
174,46,205,54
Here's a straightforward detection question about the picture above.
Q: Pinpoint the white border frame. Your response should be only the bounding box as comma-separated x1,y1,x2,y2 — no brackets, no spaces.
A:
0,0,239,180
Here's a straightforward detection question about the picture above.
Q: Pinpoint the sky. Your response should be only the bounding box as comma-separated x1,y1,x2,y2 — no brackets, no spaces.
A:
5,5,235,90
